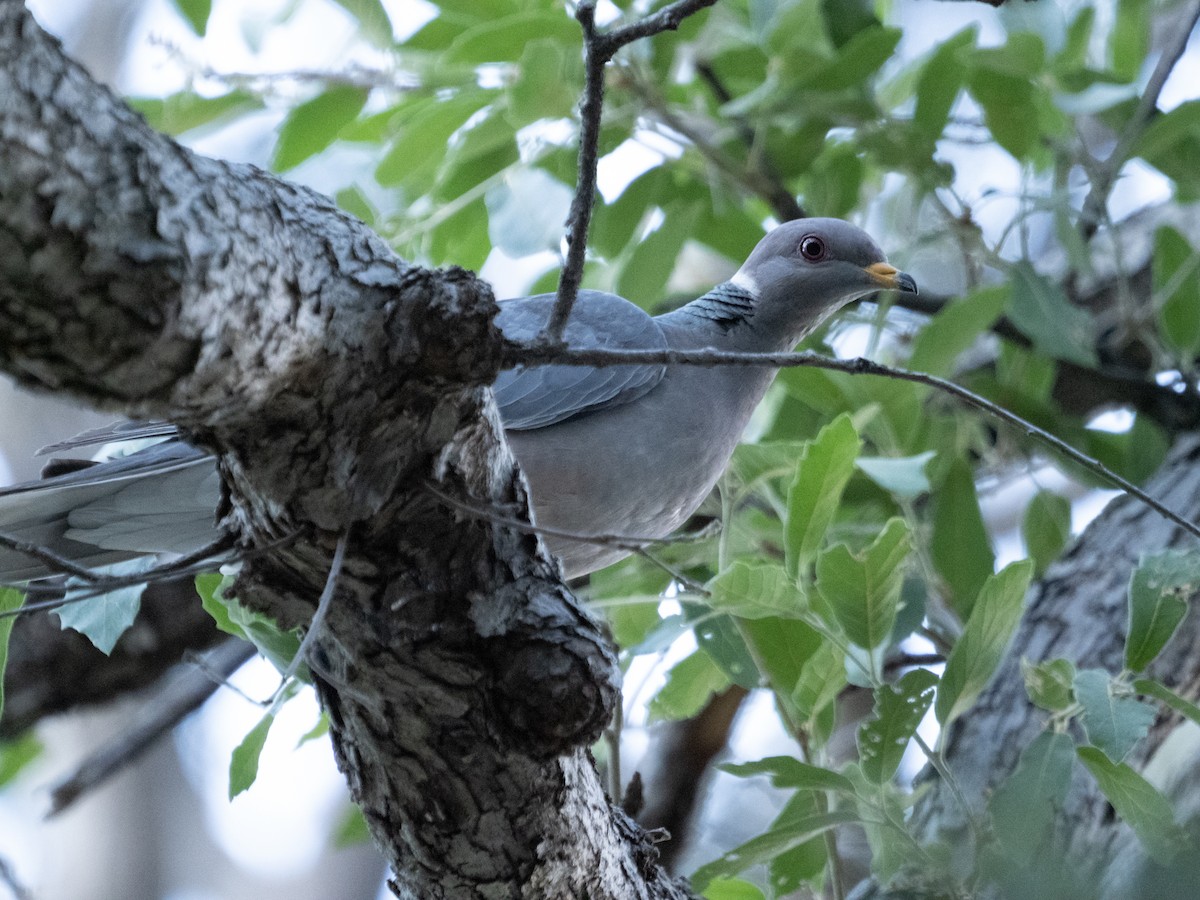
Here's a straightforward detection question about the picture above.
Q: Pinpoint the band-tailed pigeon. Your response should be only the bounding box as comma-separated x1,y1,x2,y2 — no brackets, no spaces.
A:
0,218,915,581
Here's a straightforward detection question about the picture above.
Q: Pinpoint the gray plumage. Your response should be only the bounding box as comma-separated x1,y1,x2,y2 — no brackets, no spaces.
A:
0,218,915,581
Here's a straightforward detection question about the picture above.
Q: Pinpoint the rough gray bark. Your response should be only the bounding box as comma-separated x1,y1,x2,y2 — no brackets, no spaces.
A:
0,6,694,897
852,436,1200,899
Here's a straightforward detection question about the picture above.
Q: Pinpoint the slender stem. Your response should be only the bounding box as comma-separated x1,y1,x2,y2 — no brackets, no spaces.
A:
504,341,1200,542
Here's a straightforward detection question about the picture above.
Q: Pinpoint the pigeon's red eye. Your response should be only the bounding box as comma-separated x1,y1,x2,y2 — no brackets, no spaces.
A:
799,236,827,261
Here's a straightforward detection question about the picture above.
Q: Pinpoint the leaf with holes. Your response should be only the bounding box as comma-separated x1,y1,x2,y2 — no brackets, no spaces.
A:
858,668,938,783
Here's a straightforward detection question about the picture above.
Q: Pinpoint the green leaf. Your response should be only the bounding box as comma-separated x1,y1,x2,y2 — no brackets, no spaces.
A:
1021,657,1076,712
1135,101,1200,194
792,639,847,724
1153,226,1200,358
692,612,760,691
1007,262,1097,367
1125,550,1200,671
129,90,262,137
690,809,860,891
802,26,901,91
913,28,975,142
988,731,1074,859
817,518,912,651
720,757,856,794
936,561,1034,727
297,713,330,748
330,0,394,47
1077,746,1185,864
708,562,803,620
1133,678,1200,727
648,650,731,722
967,69,1038,160
930,458,995,618
375,93,491,191
0,586,26,728
1074,669,1156,762
785,414,862,578
741,617,824,697
909,285,1007,377
170,0,211,35
273,86,369,172
445,11,579,64
702,877,765,900
197,574,302,674
1110,0,1149,81
855,452,934,499
333,804,372,847
616,203,703,308
229,712,275,799
1022,490,1072,577
858,668,938,783
508,38,578,125
0,733,42,788
766,791,830,893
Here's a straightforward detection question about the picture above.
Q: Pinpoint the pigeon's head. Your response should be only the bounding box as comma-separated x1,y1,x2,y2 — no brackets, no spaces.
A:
732,218,917,346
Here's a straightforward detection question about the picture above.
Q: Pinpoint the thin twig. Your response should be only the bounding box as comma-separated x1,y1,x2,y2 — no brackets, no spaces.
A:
503,340,1200,542
542,0,720,344
0,530,113,582
423,479,717,554
693,60,806,221
48,638,255,817
1078,1,1200,239
272,531,349,710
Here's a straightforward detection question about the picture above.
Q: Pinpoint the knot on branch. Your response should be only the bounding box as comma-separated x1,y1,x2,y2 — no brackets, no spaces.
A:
478,581,620,755
490,633,620,755
394,265,503,385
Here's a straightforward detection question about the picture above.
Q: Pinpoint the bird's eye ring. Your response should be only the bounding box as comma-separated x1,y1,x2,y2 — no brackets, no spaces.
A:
799,235,827,261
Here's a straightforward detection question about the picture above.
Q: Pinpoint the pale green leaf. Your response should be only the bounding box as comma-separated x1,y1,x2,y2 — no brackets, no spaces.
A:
197,573,302,674
909,285,1007,377
170,0,211,35
56,561,152,654
854,453,934,498
1125,550,1200,671
817,518,912,650
936,561,1034,726
1022,490,1072,577
988,731,1074,859
785,414,862,578
1007,262,1097,367
333,804,372,847
1133,678,1200,727
720,757,856,794
229,713,275,799
1021,657,1076,711
792,639,847,722
702,877,765,900
708,562,803,620
690,809,859,891
1074,669,1155,762
858,668,938,784
0,733,42,788
1078,746,1185,864
1153,226,1200,359
648,650,731,722
330,0,394,47
930,458,995,618
273,86,369,172
129,90,262,137
0,587,25,725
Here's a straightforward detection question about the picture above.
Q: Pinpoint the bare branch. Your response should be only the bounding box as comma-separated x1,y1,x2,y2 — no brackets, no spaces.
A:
543,0,721,344
504,341,1200,543
48,639,255,816
1078,1,1200,239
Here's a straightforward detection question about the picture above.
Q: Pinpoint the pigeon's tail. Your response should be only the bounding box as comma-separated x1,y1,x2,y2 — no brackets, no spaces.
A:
0,440,223,583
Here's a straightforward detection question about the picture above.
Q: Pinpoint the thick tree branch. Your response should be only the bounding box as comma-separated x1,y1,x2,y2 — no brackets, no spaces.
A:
0,7,692,897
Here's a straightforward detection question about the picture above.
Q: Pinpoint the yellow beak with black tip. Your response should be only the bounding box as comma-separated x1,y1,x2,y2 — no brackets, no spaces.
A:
865,262,919,294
